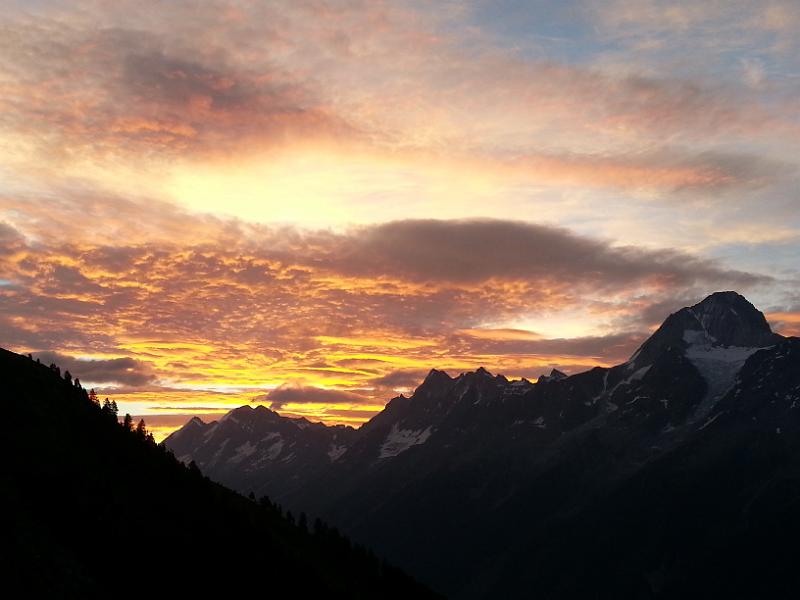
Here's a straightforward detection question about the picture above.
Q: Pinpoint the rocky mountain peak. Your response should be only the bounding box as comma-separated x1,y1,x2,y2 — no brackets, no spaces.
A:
187,416,205,427
414,368,454,399
537,368,567,384
630,291,781,367
687,291,780,347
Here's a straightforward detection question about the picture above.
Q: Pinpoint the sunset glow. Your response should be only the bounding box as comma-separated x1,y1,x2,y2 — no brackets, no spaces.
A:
2,0,799,440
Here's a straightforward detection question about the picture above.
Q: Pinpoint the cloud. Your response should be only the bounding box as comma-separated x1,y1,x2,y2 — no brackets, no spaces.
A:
370,369,431,391
0,16,351,163
320,219,766,287
1,0,796,198
32,351,156,386
0,222,25,254
260,383,369,411
768,312,800,337
500,148,793,192
450,330,646,363
0,187,233,246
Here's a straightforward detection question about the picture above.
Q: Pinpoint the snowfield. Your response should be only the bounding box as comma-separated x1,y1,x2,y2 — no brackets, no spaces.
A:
379,423,433,458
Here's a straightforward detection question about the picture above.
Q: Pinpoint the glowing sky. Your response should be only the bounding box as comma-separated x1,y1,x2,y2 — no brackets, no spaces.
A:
2,1,799,440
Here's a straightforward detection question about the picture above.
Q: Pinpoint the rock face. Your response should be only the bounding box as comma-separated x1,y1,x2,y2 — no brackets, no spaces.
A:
165,292,800,600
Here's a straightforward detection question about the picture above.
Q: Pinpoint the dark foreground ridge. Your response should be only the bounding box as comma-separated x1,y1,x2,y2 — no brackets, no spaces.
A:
0,348,441,599
167,292,800,599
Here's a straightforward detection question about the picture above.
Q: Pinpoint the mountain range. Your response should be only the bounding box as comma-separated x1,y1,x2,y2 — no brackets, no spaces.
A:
166,291,800,598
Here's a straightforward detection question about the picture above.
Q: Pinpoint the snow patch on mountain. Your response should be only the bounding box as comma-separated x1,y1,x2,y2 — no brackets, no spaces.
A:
328,444,347,462
379,424,432,458
266,438,284,460
684,331,764,421
207,438,229,468
249,437,284,467
220,412,240,424
682,329,708,345
229,441,257,463
202,422,219,440
687,308,719,343
698,412,724,431
610,364,651,396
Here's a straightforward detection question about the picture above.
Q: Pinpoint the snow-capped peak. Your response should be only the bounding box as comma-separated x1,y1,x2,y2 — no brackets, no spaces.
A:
686,291,780,348
628,292,781,369
680,298,776,421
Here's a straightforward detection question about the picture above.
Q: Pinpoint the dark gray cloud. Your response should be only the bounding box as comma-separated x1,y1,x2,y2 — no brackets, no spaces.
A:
260,384,369,410
0,221,25,256
632,293,707,327
37,264,106,295
504,147,795,193
449,331,646,363
370,369,431,390
670,150,794,190
320,219,768,287
32,351,156,386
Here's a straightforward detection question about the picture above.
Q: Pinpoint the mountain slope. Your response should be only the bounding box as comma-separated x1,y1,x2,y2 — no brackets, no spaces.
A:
167,292,800,598
0,348,440,599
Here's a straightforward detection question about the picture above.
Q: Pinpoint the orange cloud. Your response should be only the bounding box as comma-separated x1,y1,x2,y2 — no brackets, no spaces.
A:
768,312,800,337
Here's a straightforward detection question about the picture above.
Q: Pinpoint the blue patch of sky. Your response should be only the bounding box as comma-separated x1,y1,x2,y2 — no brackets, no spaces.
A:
464,0,799,86
706,241,800,281
464,0,615,63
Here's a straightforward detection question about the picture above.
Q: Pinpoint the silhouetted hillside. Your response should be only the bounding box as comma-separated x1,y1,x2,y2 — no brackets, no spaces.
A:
0,347,440,599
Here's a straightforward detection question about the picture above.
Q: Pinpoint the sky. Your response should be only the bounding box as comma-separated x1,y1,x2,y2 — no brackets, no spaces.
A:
2,0,799,441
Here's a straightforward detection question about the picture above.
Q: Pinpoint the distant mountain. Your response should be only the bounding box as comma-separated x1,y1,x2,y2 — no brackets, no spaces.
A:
167,404,356,499
0,348,440,599
166,292,800,599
